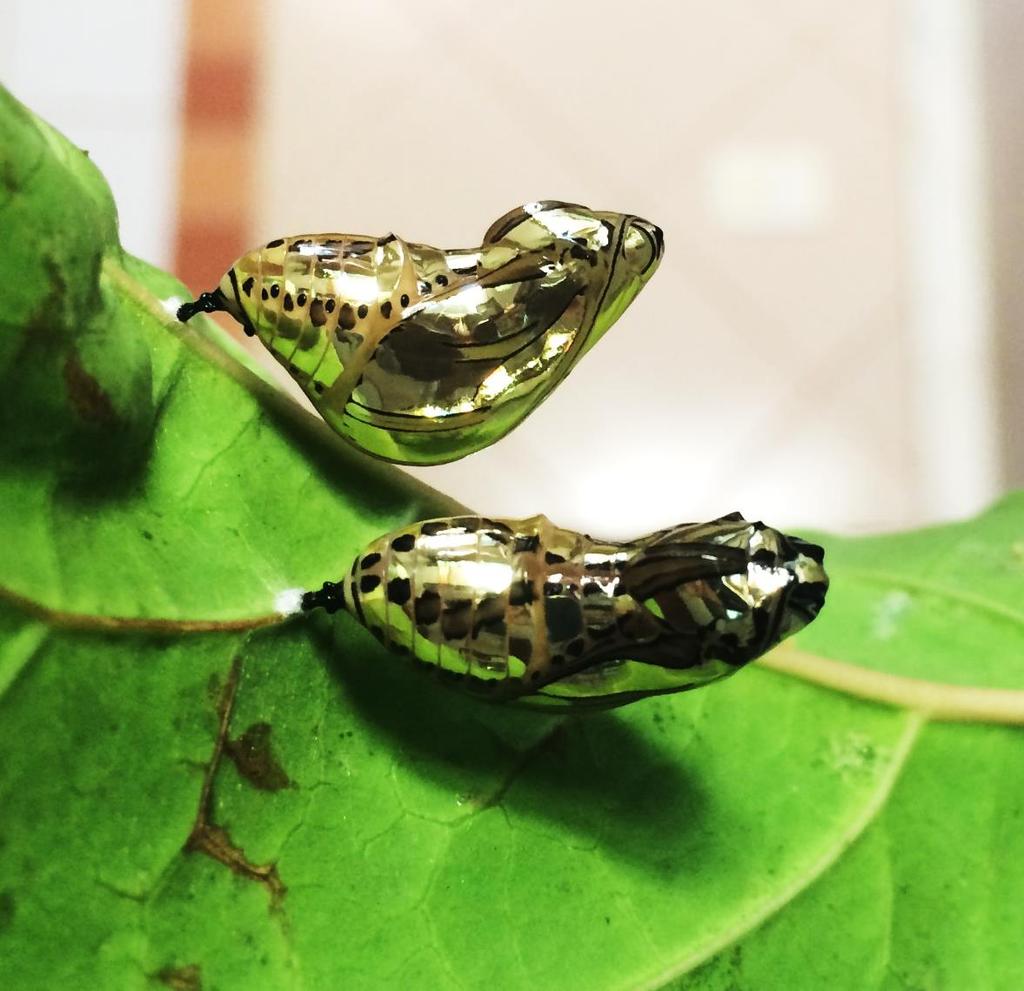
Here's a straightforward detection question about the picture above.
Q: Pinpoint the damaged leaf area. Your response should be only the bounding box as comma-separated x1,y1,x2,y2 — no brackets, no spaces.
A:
184,656,286,908
225,720,293,793
0,85,1022,991
155,963,202,991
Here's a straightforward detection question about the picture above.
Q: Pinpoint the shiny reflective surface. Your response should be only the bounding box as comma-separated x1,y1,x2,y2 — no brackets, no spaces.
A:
302,511,828,710
178,201,663,465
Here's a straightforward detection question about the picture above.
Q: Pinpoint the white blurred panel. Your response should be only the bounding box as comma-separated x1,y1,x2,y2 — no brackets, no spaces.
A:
706,143,834,233
251,0,1001,535
0,0,187,266
902,0,1001,522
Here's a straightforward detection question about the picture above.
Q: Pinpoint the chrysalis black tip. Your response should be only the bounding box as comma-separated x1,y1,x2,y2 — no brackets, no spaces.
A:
177,289,227,323
301,580,345,614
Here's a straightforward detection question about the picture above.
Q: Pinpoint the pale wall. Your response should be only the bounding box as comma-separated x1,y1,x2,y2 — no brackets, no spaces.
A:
251,0,1001,535
0,1,1005,536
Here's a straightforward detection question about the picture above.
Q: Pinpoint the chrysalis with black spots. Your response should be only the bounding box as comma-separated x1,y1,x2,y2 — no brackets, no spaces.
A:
301,511,828,710
178,201,663,465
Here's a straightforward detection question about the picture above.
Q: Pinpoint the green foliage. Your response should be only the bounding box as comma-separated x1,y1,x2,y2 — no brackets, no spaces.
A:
1,86,1021,990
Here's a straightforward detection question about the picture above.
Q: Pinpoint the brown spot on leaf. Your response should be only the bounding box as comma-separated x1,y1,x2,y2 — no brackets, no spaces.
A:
224,722,292,792
185,823,285,908
63,352,115,424
154,963,202,990
19,257,69,351
184,658,287,909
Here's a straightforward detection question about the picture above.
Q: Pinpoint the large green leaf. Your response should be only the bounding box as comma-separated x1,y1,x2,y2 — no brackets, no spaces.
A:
1,87,1021,990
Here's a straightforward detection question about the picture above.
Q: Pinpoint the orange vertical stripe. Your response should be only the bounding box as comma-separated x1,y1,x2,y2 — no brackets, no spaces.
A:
173,0,261,325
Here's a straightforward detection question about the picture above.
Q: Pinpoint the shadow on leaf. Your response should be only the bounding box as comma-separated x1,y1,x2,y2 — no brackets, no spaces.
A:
308,612,710,878
252,387,461,522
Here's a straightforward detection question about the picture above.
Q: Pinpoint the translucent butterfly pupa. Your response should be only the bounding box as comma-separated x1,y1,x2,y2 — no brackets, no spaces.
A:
301,511,828,711
178,201,664,465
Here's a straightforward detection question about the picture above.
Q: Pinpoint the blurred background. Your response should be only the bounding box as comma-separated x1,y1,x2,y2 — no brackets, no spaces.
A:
2,1,1020,536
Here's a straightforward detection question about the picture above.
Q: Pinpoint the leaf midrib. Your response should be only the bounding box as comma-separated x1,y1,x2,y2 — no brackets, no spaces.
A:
4,577,1022,726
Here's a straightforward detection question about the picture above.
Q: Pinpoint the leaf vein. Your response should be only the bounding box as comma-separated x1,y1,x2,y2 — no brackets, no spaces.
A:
629,711,925,991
